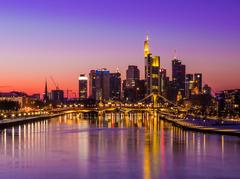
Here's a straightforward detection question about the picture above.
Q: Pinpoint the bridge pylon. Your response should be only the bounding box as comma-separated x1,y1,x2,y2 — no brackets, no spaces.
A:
98,97,104,108
152,93,158,108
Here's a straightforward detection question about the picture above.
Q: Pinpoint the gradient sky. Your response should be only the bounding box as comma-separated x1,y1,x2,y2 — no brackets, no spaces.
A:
0,0,240,96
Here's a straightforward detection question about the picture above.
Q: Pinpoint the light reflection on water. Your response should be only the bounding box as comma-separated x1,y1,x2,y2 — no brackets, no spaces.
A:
0,112,240,179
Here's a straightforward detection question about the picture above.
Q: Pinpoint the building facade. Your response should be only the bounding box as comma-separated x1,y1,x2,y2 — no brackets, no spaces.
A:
144,36,161,95
194,73,202,94
123,65,145,102
172,58,186,99
89,69,110,101
110,72,121,101
216,89,240,115
78,74,88,100
50,90,64,103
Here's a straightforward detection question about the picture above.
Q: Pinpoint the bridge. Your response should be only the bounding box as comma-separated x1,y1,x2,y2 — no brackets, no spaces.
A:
75,93,187,118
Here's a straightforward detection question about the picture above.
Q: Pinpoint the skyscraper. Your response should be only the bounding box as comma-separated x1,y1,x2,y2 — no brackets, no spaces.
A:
172,57,186,99
203,84,211,95
194,73,202,94
144,35,160,95
126,65,140,88
78,74,88,100
123,65,144,102
160,68,168,97
89,70,96,100
144,34,150,58
185,74,194,98
110,72,121,100
89,69,110,101
50,89,64,104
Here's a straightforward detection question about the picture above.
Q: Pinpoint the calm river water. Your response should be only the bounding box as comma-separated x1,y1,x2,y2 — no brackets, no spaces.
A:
0,113,240,179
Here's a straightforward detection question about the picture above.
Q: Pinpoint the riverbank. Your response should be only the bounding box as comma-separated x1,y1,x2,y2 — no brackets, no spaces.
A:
161,115,240,136
0,111,73,129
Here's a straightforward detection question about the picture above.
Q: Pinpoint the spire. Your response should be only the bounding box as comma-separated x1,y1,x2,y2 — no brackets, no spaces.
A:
144,33,150,57
173,49,177,59
146,33,149,41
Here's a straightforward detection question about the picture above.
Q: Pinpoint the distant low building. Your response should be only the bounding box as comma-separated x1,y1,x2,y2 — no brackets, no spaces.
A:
30,93,41,101
0,91,30,108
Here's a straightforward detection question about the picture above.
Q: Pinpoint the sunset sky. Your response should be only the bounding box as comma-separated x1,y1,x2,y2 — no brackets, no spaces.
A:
0,0,240,95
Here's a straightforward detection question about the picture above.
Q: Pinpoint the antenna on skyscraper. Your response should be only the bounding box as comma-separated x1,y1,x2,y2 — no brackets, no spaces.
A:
174,49,177,59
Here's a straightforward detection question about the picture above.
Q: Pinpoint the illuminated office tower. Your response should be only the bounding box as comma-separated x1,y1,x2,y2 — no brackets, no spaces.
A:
160,68,168,97
172,57,186,99
144,35,160,95
123,65,145,102
203,84,211,95
185,74,194,98
194,73,202,94
126,65,140,88
144,35,150,58
89,69,110,101
110,72,121,100
89,70,97,99
78,74,88,99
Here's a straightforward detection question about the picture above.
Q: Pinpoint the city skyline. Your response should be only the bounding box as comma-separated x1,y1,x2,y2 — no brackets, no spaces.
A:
0,0,240,94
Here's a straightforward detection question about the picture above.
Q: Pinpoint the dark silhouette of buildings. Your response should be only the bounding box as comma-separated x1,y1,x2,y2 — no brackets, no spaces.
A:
43,80,49,103
50,90,64,104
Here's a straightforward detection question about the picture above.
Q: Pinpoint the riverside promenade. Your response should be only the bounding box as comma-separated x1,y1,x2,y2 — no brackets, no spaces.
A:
0,111,72,129
162,114,240,136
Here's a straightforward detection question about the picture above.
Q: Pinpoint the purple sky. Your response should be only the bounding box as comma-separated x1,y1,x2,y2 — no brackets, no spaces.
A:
0,0,240,95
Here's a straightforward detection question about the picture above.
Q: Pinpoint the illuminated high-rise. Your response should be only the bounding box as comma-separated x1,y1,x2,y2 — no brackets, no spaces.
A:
89,69,110,101
144,34,150,58
160,68,168,97
185,74,194,98
172,57,186,99
194,73,202,94
110,72,121,100
123,65,145,102
89,70,97,100
126,65,140,88
78,74,88,99
144,35,160,95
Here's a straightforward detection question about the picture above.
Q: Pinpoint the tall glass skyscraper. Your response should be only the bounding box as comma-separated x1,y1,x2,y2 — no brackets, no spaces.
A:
78,74,88,99
172,58,186,98
144,35,160,95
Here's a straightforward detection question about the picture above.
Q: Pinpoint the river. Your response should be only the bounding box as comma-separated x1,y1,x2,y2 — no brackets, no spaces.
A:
0,112,240,179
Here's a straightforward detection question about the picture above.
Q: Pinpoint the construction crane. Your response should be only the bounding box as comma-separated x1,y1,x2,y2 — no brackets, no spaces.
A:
63,89,77,99
50,76,59,90
64,89,72,99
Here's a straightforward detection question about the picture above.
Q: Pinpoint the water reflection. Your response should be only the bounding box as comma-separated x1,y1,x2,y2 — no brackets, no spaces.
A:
0,112,239,178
